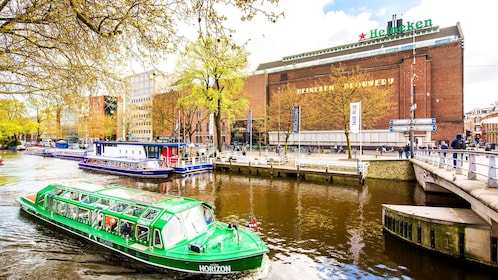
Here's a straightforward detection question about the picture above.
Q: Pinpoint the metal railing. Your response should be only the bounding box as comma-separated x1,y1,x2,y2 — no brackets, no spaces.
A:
295,158,370,178
414,148,498,188
218,151,289,165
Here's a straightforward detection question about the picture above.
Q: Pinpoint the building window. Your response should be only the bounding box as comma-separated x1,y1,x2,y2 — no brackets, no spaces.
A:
280,73,288,81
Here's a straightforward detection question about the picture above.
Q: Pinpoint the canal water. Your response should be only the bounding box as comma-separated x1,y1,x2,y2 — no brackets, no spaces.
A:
0,151,496,279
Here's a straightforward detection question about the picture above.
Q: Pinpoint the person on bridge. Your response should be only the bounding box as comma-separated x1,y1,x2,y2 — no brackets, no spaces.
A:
450,134,466,168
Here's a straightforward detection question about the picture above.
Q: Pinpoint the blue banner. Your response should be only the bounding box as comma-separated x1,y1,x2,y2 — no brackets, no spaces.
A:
246,110,252,143
292,106,300,133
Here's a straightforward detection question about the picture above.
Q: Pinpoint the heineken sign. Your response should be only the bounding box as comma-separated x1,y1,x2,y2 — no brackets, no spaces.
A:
359,19,433,40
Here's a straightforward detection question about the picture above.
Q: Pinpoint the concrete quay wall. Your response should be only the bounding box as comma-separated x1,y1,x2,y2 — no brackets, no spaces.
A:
214,154,416,182
365,159,415,181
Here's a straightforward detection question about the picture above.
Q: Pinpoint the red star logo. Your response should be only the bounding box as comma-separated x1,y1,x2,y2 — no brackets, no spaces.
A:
359,32,367,41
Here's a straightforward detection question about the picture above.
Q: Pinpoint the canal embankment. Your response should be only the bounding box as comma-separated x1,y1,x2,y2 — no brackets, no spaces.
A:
214,150,416,183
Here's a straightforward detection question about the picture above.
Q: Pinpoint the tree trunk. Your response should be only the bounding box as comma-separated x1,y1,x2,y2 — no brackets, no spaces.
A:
345,130,352,159
215,96,222,152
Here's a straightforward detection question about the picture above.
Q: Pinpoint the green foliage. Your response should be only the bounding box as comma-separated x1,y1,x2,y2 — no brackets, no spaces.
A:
175,36,250,150
310,64,395,158
1,0,282,100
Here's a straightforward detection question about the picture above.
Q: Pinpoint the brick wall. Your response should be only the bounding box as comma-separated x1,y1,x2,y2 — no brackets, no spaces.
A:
243,41,464,144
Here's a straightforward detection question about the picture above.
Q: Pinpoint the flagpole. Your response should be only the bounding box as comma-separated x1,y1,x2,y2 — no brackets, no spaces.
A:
177,110,180,158
298,105,301,162
359,101,362,155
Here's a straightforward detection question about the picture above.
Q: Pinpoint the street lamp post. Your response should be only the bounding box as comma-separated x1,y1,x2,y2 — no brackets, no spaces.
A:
277,87,281,149
409,23,416,159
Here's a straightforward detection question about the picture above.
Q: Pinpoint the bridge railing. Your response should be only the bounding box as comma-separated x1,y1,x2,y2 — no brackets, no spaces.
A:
414,148,498,188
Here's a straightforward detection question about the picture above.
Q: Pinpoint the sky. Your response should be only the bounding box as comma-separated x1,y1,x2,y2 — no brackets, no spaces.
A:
215,0,498,113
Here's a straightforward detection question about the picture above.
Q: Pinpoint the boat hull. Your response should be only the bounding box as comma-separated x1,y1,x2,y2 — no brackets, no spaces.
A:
78,163,172,179
173,163,214,175
17,197,266,274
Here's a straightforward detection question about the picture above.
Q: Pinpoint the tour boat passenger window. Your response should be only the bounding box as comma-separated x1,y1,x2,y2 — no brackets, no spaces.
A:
154,229,162,248
110,202,130,213
202,204,214,225
70,192,79,200
61,191,72,199
105,215,118,233
125,205,146,217
87,195,99,204
80,194,90,204
48,197,57,212
120,221,133,236
49,188,64,196
37,195,46,208
137,225,149,242
66,204,77,219
91,210,103,228
57,201,67,215
99,198,112,207
78,208,90,223
142,208,160,220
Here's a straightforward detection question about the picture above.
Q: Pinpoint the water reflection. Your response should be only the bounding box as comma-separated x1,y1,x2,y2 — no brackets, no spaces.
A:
0,151,496,279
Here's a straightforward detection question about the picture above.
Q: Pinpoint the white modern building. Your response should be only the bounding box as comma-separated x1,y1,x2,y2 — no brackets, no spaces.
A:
121,71,170,142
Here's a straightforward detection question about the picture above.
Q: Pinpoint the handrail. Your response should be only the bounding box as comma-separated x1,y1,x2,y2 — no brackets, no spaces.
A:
295,158,369,178
218,152,289,166
413,148,498,188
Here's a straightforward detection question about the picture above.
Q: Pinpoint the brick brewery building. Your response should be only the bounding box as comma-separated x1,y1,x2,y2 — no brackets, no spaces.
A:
238,18,464,149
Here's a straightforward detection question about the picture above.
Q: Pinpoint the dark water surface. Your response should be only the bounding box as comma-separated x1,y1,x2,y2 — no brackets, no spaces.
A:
0,151,496,279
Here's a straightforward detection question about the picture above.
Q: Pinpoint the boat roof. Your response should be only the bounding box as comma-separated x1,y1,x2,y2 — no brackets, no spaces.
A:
94,141,187,147
49,181,203,213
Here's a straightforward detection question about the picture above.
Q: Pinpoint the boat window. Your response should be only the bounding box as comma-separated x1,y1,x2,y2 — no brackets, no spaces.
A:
153,229,162,248
143,161,159,169
56,201,67,215
66,204,77,219
78,208,90,224
99,198,113,207
137,225,149,243
110,202,130,213
88,195,99,204
182,206,208,240
142,208,160,220
125,205,146,217
61,191,79,200
49,188,64,196
202,204,214,225
36,195,46,208
163,215,185,248
120,220,134,237
91,210,103,228
104,215,119,233
80,193,98,204
48,197,57,212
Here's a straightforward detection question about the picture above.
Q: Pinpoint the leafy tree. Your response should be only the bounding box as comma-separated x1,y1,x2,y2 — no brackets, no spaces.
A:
0,98,30,143
176,36,249,152
25,96,54,141
1,0,282,101
311,64,395,159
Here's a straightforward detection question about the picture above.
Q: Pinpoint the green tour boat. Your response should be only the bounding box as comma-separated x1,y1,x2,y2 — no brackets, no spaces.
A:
16,181,269,274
